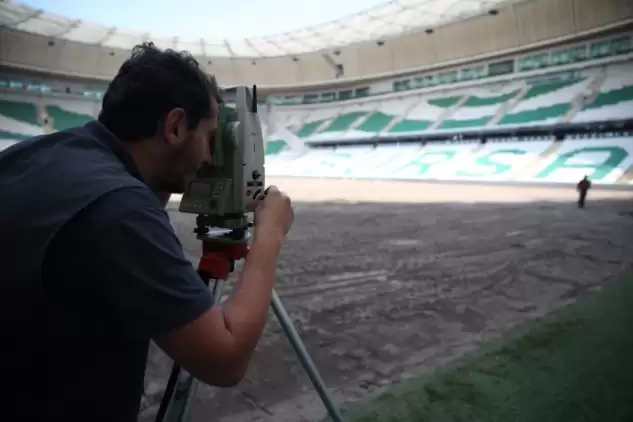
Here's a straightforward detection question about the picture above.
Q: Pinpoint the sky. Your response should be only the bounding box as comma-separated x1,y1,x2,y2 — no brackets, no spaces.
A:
17,0,389,39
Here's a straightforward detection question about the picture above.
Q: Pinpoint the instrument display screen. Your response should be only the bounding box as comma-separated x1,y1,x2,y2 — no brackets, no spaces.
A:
188,182,212,199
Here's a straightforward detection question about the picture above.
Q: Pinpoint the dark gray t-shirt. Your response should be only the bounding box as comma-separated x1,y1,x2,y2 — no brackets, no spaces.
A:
0,122,212,421
42,187,213,419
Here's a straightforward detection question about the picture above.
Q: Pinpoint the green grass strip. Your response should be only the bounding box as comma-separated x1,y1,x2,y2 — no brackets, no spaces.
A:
335,275,633,422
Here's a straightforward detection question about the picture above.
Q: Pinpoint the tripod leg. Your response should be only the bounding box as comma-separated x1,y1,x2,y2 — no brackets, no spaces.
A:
271,289,344,422
154,363,181,422
212,280,226,304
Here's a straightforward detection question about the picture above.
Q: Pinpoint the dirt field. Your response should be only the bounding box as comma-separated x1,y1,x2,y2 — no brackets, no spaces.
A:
140,178,633,422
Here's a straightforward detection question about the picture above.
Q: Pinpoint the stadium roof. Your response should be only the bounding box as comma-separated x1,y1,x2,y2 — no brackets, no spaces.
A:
0,0,510,58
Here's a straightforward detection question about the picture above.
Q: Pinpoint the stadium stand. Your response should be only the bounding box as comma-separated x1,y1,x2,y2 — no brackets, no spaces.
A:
494,78,591,127
0,95,46,142
44,104,93,131
437,86,519,130
264,136,633,185
573,63,633,124
1,34,632,185
266,59,633,145
0,91,95,143
254,54,633,186
523,137,633,184
387,96,451,135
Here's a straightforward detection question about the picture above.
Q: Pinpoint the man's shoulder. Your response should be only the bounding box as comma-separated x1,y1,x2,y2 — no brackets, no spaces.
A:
75,186,168,232
1,123,95,154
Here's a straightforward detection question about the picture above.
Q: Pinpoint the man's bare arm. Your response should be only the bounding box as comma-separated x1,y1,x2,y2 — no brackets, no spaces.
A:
154,226,284,387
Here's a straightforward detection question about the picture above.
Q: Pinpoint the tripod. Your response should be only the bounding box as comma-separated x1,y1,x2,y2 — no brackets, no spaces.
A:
155,225,344,422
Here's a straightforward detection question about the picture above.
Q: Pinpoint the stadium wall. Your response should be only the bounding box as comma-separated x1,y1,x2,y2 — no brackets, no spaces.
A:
0,0,632,87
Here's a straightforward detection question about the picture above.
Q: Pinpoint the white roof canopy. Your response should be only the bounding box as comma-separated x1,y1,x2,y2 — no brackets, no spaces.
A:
0,0,511,58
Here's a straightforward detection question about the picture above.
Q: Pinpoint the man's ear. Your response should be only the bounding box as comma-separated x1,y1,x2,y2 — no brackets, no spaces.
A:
163,108,187,146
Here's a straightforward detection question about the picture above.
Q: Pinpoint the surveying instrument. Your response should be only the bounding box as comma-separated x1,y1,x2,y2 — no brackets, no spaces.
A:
154,85,344,422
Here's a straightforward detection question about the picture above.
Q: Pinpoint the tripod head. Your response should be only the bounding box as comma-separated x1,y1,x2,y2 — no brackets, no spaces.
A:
178,85,265,244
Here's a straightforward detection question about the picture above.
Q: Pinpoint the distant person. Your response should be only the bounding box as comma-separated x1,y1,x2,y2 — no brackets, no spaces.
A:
577,175,592,208
0,42,294,422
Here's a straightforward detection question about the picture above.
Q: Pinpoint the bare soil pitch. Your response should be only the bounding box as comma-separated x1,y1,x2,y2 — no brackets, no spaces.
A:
140,179,633,422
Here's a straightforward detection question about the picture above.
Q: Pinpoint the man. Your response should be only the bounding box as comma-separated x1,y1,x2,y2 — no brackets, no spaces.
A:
0,43,294,421
577,175,592,208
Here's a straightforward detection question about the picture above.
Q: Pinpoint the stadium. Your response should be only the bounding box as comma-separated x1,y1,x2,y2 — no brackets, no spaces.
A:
1,0,633,420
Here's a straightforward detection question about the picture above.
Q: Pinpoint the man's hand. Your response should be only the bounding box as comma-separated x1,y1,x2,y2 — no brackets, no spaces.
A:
254,185,294,238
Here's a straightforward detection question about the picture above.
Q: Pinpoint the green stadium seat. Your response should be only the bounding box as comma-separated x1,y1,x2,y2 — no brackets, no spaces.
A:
319,111,368,133
0,129,31,141
0,100,39,126
265,139,287,155
427,96,462,108
438,116,492,130
434,90,519,130
493,78,589,126
296,120,325,138
522,79,581,101
383,96,450,134
583,85,633,110
462,90,519,107
498,103,570,125
45,105,93,130
355,112,395,133
389,118,433,133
